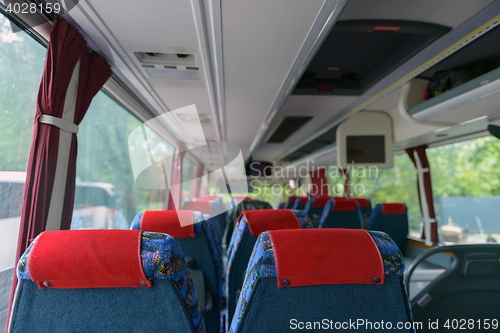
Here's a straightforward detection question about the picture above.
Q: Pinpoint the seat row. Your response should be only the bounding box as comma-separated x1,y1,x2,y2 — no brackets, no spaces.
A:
279,196,409,254
8,201,413,333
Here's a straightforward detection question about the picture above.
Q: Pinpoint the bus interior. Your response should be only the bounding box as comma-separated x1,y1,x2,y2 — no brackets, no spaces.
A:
1,0,500,332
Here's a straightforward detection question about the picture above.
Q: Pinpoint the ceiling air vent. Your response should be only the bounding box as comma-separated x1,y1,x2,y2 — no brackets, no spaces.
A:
267,117,313,143
134,52,200,80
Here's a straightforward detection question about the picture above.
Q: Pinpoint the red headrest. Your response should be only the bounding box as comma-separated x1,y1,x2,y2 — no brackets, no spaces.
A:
332,200,358,212
140,210,196,238
312,196,332,208
296,197,309,205
381,203,406,215
184,201,213,213
242,210,301,237
268,229,384,288
352,198,370,208
28,230,150,289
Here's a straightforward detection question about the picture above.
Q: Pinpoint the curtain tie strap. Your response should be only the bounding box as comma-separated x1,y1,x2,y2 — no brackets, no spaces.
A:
39,115,79,134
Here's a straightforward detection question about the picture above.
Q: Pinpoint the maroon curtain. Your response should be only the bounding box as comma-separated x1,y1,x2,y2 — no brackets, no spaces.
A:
406,145,438,242
167,144,187,209
7,19,87,329
309,168,329,197
61,52,112,229
190,162,204,199
16,19,86,263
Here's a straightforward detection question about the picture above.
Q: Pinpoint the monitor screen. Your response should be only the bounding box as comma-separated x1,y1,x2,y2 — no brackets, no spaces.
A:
346,135,385,163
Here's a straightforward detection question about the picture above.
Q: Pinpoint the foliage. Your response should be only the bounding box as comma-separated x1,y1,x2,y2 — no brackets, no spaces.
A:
0,15,45,172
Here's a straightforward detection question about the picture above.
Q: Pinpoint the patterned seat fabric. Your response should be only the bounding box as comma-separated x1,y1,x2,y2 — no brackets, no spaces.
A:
131,210,223,333
351,197,373,228
304,196,337,226
319,198,363,229
223,200,273,251
224,209,308,331
10,230,206,333
184,198,226,236
282,196,299,209
292,197,310,210
368,203,409,254
197,197,228,233
229,229,414,333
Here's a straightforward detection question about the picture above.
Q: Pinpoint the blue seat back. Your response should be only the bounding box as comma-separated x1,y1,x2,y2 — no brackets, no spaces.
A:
368,203,409,254
319,199,363,229
131,210,222,333
292,197,310,210
223,200,273,251
351,197,372,227
229,229,413,333
185,199,225,236
225,210,307,329
304,196,330,217
9,230,205,333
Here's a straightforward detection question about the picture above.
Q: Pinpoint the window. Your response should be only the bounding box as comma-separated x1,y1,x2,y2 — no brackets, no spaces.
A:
75,92,176,228
427,136,500,243
0,12,45,271
0,11,46,329
182,155,195,202
248,181,288,208
329,154,423,237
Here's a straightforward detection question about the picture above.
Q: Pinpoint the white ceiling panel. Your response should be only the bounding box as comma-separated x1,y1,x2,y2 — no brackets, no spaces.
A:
222,0,326,155
252,95,357,161
85,0,199,46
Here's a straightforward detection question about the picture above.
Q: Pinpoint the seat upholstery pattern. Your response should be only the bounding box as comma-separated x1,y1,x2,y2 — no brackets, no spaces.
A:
224,210,305,330
131,210,223,333
368,203,409,254
319,199,363,229
14,231,205,333
230,230,411,333
290,210,313,228
292,197,310,210
304,196,331,217
185,199,226,236
223,200,273,250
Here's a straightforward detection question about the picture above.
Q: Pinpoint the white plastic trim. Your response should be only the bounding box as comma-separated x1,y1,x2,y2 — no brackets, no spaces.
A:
38,114,79,134
414,151,435,246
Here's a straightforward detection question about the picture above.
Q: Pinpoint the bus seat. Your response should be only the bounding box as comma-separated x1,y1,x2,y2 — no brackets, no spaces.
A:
368,203,409,254
229,229,413,333
193,197,228,232
8,230,205,333
223,200,273,252
319,199,363,229
292,197,310,210
351,197,372,227
276,202,285,209
290,210,314,228
185,199,225,236
283,196,304,209
131,210,222,333
225,210,303,330
225,209,312,259
304,196,337,226
405,244,500,333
